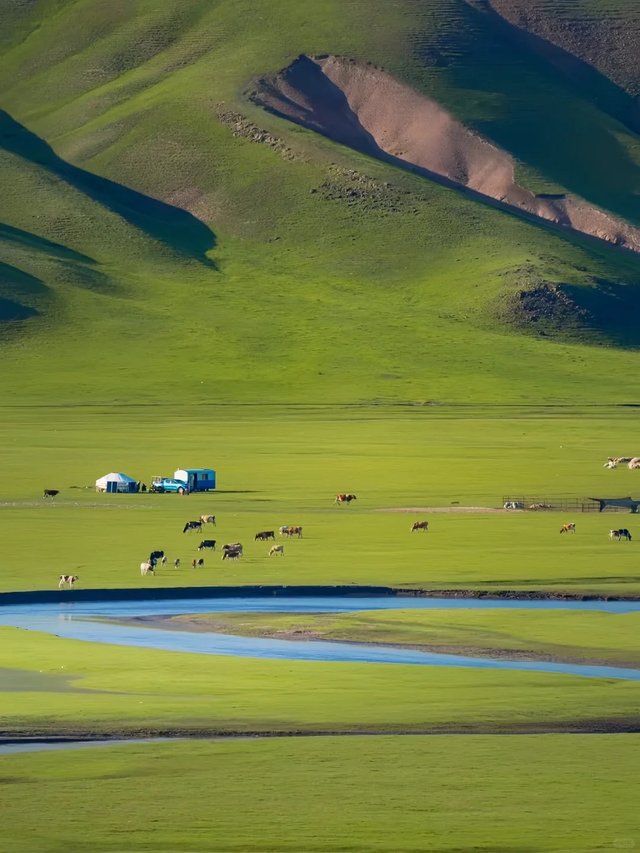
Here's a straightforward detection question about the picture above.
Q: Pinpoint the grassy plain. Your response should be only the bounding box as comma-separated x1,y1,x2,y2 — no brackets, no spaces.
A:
2,735,639,853
1,404,639,595
2,624,640,737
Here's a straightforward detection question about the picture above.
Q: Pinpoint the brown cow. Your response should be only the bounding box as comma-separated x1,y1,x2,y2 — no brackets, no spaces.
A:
560,523,576,534
335,494,357,505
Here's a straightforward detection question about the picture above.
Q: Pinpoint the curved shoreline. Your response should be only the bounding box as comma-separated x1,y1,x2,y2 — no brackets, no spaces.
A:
1,584,639,606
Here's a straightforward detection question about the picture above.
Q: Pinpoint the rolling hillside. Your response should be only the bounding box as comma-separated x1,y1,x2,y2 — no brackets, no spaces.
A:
1,0,639,404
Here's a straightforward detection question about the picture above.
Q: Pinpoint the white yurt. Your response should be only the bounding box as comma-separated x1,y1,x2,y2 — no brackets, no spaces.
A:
95,472,138,493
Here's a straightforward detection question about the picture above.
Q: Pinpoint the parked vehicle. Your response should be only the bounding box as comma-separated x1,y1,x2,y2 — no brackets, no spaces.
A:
151,476,189,494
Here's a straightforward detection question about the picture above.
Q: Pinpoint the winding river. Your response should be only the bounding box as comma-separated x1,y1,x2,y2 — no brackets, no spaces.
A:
2,594,640,681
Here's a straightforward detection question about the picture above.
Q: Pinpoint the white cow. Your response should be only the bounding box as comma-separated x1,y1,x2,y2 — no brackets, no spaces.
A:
140,561,155,576
269,545,285,557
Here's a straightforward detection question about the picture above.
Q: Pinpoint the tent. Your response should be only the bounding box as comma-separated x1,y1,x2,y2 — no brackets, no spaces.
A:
95,472,138,493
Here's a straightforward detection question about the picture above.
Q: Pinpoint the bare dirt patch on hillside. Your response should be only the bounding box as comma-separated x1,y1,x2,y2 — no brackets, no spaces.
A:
251,54,640,254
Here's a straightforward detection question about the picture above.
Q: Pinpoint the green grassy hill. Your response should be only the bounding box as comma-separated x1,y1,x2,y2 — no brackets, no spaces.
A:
1,0,640,405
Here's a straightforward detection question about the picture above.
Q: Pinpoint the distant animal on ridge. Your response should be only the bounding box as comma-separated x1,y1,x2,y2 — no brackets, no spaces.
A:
44,489,59,499
610,528,632,541
560,523,576,534
411,521,429,533
183,520,203,533
58,574,78,588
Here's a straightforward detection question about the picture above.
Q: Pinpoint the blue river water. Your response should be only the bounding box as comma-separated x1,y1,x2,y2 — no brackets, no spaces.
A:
1,595,639,681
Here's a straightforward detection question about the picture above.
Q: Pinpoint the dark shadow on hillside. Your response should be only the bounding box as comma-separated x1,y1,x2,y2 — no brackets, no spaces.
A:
0,261,51,300
465,0,640,134
497,277,640,348
0,222,96,264
0,110,216,264
0,297,38,322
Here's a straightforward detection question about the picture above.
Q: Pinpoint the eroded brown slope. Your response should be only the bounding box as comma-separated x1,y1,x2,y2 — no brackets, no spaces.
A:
253,55,640,253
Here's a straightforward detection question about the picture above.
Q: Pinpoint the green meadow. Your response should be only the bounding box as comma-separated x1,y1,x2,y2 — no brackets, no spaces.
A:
0,404,639,595
3,736,640,853
2,0,640,849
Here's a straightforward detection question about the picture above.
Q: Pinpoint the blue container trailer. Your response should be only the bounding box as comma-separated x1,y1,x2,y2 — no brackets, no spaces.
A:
174,468,216,492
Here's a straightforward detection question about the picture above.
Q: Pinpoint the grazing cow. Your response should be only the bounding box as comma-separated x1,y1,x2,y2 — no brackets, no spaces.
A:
200,515,216,526
44,489,59,499
183,520,203,533
335,493,357,505
610,528,632,541
174,558,181,569
222,548,242,561
149,550,165,567
58,574,78,588
280,525,303,538
191,557,205,568
269,545,285,557
140,562,154,576
411,521,429,533
198,540,216,551
629,458,640,470
255,530,276,541
222,542,243,554
560,523,576,534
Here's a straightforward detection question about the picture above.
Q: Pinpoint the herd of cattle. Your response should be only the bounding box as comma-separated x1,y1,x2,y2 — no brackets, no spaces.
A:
137,517,302,577
54,489,634,589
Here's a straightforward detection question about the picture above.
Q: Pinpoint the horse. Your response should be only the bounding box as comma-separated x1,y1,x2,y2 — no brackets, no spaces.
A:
58,574,78,588
335,494,357,505
411,521,429,532
560,523,576,534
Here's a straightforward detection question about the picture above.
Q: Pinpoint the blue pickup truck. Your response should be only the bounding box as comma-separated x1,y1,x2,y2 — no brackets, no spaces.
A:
150,477,189,494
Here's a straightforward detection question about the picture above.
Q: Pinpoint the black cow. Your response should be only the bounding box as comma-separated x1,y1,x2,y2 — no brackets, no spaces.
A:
149,550,165,567
254,531,275,541
43,489,59,499
198,540,216,551
222,548,242,561
183,520,203,533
